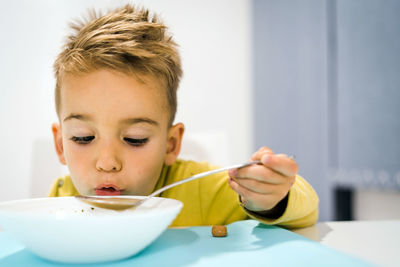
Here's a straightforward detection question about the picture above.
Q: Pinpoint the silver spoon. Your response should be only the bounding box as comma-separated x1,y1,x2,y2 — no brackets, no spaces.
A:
75,160,261,210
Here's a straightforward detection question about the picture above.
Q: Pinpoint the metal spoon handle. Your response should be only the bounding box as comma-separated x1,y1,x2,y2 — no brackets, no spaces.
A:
148,160,261,198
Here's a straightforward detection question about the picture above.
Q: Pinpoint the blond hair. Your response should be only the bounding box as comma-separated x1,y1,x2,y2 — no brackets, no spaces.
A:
54,4,182,125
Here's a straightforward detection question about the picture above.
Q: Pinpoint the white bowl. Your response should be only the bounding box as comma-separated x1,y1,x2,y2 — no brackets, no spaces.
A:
0,196,183,263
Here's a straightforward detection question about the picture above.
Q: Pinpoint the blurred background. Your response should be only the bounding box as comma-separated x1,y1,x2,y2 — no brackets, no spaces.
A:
0,0,399,222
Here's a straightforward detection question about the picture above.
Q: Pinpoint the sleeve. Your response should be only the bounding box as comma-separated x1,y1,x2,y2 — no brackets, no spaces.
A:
242,175,319,228
198,168,249,225
48,176,80,197
48,178,62,197
162,160,249,226
170,160,318,228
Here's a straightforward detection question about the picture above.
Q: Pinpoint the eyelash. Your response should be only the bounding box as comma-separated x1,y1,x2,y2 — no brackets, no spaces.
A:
124,137,149,147
70,136,149,147
71,136,94,144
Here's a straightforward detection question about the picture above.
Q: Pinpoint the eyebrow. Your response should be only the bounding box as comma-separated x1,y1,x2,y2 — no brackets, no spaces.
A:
120,117,159,127
63,113,159,126
63,114,89,122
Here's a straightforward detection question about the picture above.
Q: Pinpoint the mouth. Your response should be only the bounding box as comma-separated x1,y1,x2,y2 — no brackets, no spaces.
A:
95,184,123,196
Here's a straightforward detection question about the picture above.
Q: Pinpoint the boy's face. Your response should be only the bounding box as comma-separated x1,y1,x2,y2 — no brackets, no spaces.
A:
52,69,184,196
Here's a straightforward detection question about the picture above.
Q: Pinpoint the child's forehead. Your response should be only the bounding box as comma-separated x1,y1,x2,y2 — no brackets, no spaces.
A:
63,69,163,89
59,69,171,122
60,70,167,101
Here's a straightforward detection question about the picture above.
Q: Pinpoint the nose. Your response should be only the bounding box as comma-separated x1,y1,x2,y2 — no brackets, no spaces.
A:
95,142,122,172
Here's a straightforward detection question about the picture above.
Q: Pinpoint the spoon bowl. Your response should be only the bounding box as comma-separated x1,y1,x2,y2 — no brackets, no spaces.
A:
76,195,144,210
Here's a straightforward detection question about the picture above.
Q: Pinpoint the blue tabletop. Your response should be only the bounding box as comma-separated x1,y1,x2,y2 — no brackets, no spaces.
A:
0,220,372,266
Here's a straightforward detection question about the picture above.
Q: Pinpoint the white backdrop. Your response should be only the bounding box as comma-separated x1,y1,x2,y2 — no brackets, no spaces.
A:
0,0,252,201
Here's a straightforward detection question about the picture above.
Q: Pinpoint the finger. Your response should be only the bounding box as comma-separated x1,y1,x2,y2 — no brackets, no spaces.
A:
230,176,281,194
261,154,298,177
232,172,295,194
234,164,287,185
250,146,274,161
229,177,272,200
228,178,280,211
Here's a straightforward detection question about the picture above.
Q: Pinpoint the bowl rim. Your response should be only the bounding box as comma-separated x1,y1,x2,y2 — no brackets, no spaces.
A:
0,196,183,219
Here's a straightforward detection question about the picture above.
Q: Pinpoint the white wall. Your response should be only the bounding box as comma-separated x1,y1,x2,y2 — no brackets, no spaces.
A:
0,0,252,201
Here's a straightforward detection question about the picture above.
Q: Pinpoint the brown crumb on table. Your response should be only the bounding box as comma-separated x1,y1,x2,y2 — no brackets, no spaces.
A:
91,207,95,210
212,225,227,237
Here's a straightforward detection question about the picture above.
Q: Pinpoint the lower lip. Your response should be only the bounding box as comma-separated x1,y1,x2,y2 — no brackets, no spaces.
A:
95,189,122,196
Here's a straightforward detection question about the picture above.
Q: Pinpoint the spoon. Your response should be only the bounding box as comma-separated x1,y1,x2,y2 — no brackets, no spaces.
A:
75,160,261,210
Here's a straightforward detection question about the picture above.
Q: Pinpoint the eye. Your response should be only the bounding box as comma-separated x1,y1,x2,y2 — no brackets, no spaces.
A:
71,136,95,144
124,137,148,147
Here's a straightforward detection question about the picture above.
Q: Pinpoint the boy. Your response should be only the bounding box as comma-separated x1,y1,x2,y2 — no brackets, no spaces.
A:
49,4,318,228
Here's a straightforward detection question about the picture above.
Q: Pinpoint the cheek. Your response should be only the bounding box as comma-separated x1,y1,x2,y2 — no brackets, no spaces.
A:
136,142,166,175
125,139,167,192
62,141,92,184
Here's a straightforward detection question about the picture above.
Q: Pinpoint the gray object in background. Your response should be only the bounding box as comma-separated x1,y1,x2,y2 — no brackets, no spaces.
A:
253,0,400,221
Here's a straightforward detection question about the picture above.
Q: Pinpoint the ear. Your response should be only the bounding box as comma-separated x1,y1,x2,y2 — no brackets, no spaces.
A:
52,123,67,165
164,122,185,165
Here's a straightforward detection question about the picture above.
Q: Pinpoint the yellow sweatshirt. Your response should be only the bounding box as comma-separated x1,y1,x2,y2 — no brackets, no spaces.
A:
49,159,319,228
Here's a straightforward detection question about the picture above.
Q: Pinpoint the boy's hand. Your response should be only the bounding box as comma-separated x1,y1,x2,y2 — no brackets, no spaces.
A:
228,147,297,214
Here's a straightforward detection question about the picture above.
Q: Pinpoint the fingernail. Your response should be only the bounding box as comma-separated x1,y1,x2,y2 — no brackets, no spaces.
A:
230,169,238,177
262,155,271,164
